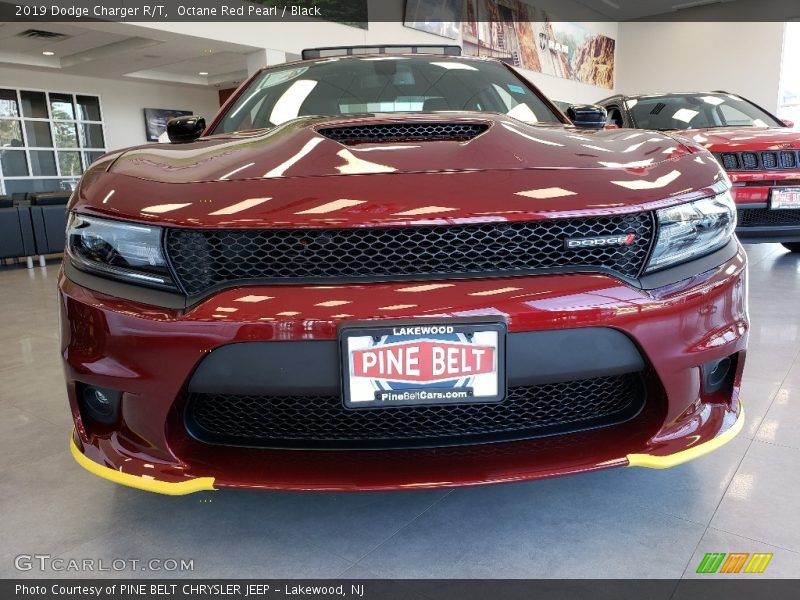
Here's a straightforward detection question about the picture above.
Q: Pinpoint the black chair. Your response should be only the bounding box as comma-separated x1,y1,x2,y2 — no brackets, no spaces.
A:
0,195,36,267
31,192,71,206
30,193,70,266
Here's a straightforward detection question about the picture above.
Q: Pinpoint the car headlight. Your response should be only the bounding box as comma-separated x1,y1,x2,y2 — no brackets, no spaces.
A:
66,214,177,290
645,189,737,273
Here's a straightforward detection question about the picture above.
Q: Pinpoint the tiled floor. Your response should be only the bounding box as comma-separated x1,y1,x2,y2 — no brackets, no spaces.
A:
0,244,798,579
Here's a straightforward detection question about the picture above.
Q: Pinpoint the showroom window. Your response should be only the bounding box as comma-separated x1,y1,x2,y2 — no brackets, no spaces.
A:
0,89,106,196
778,21,800,124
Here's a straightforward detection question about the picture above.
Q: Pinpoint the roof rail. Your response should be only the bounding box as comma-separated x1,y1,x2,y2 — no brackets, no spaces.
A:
302,45,461,60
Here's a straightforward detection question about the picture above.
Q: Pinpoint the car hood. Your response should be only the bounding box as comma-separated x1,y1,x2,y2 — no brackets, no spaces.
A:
672,126,800,153
106,113,695,183
76,113,727,229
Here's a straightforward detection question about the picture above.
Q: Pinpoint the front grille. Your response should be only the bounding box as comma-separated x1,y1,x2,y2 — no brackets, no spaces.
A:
718,150,800,171
184,373,645,449
317,122,488,144
738,208,800,227
166,214,654,296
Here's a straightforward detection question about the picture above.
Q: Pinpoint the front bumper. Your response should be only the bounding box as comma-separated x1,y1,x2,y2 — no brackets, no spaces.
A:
61,244,749,493
732,181,800,243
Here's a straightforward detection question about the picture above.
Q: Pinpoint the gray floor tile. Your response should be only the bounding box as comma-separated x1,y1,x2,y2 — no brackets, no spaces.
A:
741,344,798,384
356,478,707,578
739,375,785,438
0,451,137,574
337,564,385,578
216,489,452,563
710,441,800,552
755,383,800,450
592,433,750,525
682,527,800,578
45,521,354,579
0,406,64,474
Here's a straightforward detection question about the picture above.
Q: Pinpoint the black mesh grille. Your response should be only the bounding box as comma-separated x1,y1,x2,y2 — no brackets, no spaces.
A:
717,151,800,171
742,152,758,170
166,214,654,296
738,208,800,227
720,153,739,170
317,122,488,144
762,152,778,169
184,373,645,449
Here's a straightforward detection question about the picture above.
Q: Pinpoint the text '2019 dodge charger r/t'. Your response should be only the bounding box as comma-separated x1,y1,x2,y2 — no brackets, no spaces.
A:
61,48,748,494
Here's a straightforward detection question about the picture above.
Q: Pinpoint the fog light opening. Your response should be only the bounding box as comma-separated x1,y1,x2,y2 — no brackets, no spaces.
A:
702,357,733,395
80,385,122,425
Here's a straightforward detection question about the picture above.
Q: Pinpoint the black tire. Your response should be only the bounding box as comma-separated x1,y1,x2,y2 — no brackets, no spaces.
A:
782,242,800,253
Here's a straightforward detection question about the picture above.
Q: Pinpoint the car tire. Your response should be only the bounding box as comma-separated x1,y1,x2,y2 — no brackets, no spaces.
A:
782,243,800,253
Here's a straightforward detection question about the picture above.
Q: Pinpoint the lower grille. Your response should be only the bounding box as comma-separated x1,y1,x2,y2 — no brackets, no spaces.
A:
738,208,800,227
184,373,645,449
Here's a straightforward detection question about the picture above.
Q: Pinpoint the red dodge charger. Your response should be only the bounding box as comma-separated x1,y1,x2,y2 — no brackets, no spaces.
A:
61,48,747,494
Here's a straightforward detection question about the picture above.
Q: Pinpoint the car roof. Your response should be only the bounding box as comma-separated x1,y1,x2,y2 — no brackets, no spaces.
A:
262,53,504,73
617,92,739,99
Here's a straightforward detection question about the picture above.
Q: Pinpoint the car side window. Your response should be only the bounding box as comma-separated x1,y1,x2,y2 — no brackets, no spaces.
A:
717,103,761,126
605,105,624,127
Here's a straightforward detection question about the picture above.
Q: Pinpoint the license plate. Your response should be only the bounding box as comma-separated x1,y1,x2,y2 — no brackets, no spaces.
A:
771,188,800,210
340,319,506,408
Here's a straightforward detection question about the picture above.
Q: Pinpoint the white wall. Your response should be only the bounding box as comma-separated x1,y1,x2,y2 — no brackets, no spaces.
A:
0,66,220,151
616,22,785,113
138,0,618,106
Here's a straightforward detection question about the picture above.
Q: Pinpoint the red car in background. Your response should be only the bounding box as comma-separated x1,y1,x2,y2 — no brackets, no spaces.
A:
61,48,746,495
599,92,800,252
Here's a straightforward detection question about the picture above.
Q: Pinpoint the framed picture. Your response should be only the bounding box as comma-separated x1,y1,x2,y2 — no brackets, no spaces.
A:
143,108,193,142
404,0,461,39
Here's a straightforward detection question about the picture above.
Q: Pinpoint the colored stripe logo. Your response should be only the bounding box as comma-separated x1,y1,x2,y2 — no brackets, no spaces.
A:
696,552,773,574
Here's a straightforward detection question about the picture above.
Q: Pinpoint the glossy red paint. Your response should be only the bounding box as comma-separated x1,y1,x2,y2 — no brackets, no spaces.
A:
74,115,722,231
678,126,800,206
60,245,747,490
61,57,748,491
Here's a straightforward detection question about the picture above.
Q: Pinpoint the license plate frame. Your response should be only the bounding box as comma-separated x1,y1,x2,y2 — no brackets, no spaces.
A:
339,318,507,409
771,187,800,210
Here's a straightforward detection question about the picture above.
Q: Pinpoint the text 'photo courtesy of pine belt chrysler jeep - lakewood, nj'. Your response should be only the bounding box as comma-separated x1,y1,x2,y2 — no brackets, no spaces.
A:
60,45,747,495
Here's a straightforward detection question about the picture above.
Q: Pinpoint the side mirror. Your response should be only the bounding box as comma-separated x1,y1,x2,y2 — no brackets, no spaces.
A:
782,119,795,129
167,116,206,143
567,104,607,129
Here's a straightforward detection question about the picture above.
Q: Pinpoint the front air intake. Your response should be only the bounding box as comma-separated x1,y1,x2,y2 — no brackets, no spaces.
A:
717,150,800,172
184,373,647,450
317,122,489,144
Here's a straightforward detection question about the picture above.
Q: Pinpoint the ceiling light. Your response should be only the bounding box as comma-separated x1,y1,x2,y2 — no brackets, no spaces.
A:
42,50,55,56
198,71,208,76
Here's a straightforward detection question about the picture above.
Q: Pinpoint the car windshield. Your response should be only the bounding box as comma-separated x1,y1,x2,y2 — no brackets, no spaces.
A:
626,93,783,130
212,56,561,133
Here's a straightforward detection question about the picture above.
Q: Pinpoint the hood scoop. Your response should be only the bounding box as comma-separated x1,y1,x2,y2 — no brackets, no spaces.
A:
317,122,489,145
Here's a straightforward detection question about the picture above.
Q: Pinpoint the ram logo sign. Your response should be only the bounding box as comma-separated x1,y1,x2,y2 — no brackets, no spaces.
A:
696,552,773,574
